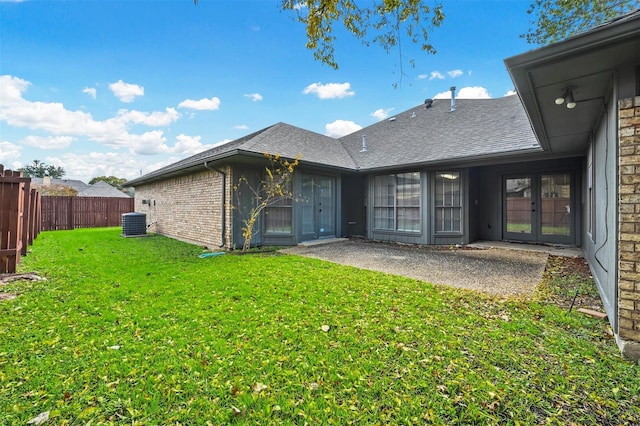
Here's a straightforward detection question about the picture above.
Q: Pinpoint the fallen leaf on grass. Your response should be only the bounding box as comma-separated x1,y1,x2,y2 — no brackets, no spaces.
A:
321,325,330,332
27,411,49,425
252,382,268,393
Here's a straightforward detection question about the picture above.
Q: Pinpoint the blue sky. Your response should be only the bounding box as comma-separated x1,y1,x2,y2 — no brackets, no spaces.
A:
0,0,536,183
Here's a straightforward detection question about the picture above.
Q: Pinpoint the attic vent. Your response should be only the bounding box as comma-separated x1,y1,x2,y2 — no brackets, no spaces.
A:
388,117,396,122
122,212,147,237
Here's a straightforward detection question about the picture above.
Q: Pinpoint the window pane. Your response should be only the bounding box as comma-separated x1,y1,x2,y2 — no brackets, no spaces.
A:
265,197,292,233
397,207,420,232
373,172,421,232
541,173,571,236
397,172,420,207
374,175,395,206
374,207,395,230
505,177,531,234
435,172,461,233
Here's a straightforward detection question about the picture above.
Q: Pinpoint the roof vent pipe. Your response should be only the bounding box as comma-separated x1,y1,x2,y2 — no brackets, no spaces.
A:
360,133,367,152
450,86,456,112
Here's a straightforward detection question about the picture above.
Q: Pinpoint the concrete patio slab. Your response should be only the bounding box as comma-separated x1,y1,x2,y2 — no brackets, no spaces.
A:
282,240,551,297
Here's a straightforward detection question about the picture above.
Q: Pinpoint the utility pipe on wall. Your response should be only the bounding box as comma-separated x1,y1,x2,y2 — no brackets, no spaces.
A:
204,161,226,248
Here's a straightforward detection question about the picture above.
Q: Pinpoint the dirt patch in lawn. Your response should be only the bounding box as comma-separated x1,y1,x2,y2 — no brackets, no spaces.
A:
0,273,46,303
0,292,17,302
538,255,604,311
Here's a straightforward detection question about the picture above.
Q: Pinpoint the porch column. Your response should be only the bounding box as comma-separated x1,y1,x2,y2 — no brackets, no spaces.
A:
618,96,640,360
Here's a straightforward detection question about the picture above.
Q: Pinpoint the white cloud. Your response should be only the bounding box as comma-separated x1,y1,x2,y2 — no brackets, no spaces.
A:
118,130,170,155
170,134,216,156
458,86,491,98
0,75,30,104
370,108,394,121
109,80,144,103
417,74,428,80
324,119,362,138
0,140,22,164
83,87,97,99
447,69,464,78
504,89,517,96
116,108,181,126
429,71,445,80
178,97,221,110
51,151,173,182
303,82,354,99
244,93,263,102
234,124,249,130
0,75,180,155
22,135,76,149
433,86,492,99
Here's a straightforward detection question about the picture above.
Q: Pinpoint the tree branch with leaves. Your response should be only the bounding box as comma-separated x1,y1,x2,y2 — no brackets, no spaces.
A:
20,159,65,179
522,0,638,45
232,153,301,252
281,0,445,70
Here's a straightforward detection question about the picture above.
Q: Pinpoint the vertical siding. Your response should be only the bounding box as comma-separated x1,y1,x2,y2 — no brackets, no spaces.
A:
582,92,618,331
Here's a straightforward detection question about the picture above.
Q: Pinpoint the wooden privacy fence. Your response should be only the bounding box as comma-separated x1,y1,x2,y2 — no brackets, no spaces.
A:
41,196,134,231
506,197,571,226
0,165,41,274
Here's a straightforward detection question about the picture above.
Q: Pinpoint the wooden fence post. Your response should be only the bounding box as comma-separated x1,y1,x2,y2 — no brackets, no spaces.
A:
0,164,40,274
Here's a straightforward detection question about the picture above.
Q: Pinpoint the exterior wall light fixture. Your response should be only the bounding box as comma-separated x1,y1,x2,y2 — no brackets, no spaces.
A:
555,87,577,109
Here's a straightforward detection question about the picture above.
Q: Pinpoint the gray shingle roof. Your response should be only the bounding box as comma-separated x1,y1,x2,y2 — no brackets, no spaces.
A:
30,177,131,197
340,95,541,171
126,123,356,186
79,181,131,198
126,95,541,186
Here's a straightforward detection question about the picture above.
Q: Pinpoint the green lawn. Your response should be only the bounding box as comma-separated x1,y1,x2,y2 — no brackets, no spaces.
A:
1,228,638,425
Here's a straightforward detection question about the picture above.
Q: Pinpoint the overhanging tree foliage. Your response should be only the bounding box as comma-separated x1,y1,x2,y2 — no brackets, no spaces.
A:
233,153,300,252
522,0,638,45
195,0,444,72
20,160,65,179
194,0,636,73
281,0,445,70
89,176,128,189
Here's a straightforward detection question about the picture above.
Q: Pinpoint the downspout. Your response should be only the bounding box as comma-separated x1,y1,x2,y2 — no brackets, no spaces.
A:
204,161,226,248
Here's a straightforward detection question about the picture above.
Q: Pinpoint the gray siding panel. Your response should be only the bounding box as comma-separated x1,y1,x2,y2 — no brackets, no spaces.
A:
582,93,618,330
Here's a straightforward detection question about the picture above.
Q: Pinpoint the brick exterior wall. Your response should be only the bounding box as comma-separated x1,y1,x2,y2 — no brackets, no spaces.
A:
134,166,232,248
618,96,640,348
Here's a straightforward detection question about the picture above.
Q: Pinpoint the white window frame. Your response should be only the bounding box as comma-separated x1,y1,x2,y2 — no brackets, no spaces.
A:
373,172,421,233
434,171,462,233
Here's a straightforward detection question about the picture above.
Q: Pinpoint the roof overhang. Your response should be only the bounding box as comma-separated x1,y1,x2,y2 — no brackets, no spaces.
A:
505,11,640,155
124,149,356,187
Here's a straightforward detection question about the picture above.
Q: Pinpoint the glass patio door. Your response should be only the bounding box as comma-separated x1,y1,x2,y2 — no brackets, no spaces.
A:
504,173,573,244
301,174,335,240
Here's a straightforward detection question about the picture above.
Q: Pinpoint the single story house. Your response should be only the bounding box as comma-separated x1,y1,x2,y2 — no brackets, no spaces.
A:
125,11,640,360
31,177,131,198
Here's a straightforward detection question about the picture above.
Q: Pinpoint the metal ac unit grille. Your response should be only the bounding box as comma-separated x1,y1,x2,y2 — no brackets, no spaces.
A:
122,212,146,236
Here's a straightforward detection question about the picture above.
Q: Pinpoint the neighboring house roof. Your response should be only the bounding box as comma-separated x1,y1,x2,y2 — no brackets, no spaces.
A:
505,9,640,155
126,95,541,187
30,177,131,197
31,177,89,193
340,94,540,172
78,180,131,198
